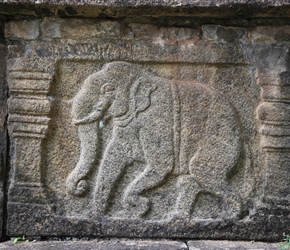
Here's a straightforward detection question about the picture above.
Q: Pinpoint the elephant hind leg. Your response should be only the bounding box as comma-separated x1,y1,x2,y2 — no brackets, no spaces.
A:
169,175,241,221
212,183,242,219
168,175,200,220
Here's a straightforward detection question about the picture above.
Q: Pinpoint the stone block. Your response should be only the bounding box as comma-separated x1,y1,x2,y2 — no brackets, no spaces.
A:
160,27,199,41
41,18,120,39
41,18,62,38
128,23,160,39
249,26,290,44
202,25,247,41
5,20,39,40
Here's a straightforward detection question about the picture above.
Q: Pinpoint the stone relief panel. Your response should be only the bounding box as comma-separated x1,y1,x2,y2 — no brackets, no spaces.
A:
67,61,241,220
42,60,258,224
7,17,290,240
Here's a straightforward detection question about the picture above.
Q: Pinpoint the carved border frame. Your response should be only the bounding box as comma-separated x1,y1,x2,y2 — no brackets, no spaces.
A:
6,40,290,239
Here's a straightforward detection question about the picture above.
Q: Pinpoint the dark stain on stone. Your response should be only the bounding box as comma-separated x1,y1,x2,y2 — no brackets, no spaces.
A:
64,6,78,16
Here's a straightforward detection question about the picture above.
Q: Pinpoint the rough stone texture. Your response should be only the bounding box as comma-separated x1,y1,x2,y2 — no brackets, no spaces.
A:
188,241,279,250
40,18,120,39
2,0,290,18
0,239,188,249
1,0,290,243
0,0,289,6
0,240,281,250
5,20,39,40
202,25,247,41
0,18,6,240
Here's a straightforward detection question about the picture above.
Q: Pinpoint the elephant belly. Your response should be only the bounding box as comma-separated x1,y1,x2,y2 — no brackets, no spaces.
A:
138,81,175,169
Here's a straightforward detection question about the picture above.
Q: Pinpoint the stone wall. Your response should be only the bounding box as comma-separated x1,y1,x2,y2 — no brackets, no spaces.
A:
0,0,290,242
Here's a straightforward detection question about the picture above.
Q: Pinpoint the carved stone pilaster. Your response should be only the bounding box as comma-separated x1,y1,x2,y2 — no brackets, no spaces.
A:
257,69,290,206
7,70,53,204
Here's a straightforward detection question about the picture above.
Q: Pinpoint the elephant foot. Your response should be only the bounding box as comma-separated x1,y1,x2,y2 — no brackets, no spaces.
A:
219,200,242,220
123,195,150,218
92,193,110,217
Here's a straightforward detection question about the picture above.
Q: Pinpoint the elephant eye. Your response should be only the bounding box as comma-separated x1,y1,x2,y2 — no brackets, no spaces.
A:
102,85,115,94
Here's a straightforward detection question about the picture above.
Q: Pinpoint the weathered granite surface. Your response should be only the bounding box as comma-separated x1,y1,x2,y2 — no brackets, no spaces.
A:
1,0,290,243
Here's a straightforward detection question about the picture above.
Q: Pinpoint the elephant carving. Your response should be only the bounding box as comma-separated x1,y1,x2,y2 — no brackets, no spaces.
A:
66,61,241,219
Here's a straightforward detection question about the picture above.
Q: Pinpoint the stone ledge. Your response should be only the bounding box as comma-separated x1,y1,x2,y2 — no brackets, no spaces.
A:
0,239,188,250
0,239,280,250
187,240,279,250
1,0,290,18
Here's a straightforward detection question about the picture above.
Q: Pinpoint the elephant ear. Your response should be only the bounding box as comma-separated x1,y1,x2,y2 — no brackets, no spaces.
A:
134,78,157,115
113,77,157,127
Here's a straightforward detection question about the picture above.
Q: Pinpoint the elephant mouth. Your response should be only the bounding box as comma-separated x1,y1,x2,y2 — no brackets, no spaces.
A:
73,109,113,126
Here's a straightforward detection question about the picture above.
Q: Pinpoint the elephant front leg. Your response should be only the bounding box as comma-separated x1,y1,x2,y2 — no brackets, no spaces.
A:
123,160,174,218
92,140,129,216
122,127,174,218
